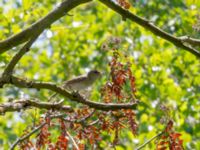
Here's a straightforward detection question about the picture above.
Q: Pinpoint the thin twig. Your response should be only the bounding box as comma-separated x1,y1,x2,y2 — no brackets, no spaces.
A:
66,131,80,150
77,110,95,123
10,122,46,150
136,132,163,150
63,110,95,126
87,119,99,126
10,114,65,150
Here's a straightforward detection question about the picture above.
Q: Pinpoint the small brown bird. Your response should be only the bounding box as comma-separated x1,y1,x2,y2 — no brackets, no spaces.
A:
48,70,101,101
63,70,101,91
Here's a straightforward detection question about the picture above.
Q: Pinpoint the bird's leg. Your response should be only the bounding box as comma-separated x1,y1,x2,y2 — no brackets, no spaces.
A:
72,90,80,96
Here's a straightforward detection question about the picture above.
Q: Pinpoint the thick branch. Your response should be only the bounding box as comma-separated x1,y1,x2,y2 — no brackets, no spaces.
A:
0,76,138,111
0,0,92,53
3,33,40,77
99,0,200,58
0,99,73,114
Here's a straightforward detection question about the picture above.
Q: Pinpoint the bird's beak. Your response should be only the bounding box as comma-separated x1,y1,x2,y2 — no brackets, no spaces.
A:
99,71,104,76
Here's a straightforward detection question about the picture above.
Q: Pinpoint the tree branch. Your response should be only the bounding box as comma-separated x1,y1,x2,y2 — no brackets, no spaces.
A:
10,122,46,150
0,76,139,111
98,0,200,58
0,0,92,53
10,114,64,150
0,99,73,114
66,131,80,150
64,110,95,124
179,36,200,47
136,132,163,150
2,33,40,79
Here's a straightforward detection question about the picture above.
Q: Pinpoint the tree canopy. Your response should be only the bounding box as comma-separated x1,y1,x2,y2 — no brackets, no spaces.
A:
0,0,199,149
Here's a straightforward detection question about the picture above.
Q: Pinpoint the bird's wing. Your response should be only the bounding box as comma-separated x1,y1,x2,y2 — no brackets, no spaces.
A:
63,75,87,85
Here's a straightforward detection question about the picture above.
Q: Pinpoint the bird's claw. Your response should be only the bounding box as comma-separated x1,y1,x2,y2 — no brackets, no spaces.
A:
72,90,81,98
72,90,79,94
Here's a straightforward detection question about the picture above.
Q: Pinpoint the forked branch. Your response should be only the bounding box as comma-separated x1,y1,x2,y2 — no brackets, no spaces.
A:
99,0,200,58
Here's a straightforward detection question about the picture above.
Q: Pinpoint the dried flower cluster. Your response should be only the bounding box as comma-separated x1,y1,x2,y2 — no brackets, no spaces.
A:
101,37,136,102
117,0,131,9
156,120,184,150
101,37,138,140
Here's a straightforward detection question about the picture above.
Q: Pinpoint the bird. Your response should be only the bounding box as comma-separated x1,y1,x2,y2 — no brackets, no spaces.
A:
62,70,101,91
48,70,101,101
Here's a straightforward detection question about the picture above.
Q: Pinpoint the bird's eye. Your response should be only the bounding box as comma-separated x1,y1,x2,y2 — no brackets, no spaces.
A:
94,71,99,74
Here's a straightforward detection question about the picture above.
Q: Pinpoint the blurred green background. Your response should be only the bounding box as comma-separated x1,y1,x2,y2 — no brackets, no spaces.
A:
0,0,199,149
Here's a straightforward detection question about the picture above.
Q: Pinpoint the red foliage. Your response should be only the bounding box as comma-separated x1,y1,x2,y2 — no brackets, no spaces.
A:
100,37,138,144
73,144,85,150
19,116,70,150
101,48,137,102
18,129,34,150
36,122,51,149
54,134,69,150
156,120,184,150
99,114,112,132
165,120,173,132
19,139,34,150
117,0,131,9
77,126,101,145
76,107,91,119
54,119,69,150
97,109,137,145
124,109,138,136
